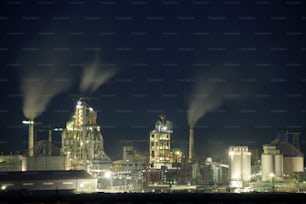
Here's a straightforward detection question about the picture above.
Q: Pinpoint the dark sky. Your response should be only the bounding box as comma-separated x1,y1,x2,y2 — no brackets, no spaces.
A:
1,0,306,160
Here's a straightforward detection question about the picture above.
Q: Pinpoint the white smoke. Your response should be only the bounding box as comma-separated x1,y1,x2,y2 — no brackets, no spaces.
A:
80,57,117,93
22,68,71,120
187,69,238,128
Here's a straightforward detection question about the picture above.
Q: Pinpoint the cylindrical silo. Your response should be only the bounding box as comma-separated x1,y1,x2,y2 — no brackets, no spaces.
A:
274,154,283,177
230,152,242,180
242,152,251,181
261,154,273,181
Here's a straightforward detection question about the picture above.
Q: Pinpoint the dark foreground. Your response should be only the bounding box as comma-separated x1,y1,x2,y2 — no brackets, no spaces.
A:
1,191,306,204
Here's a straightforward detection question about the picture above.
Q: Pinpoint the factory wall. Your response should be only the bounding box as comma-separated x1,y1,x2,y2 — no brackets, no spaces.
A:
0,155,22,171
0,170,97,193
21,156,66,171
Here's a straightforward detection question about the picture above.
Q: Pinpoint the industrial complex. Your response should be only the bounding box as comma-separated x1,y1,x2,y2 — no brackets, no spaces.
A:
0,99,305,193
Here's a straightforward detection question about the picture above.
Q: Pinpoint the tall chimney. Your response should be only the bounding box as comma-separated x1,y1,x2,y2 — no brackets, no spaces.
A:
189,128,194,161
48,129,52,156
28,120,34,156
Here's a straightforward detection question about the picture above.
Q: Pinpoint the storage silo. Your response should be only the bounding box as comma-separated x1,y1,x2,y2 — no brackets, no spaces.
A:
261,154,273,181
228,146,251,188
273,131,304,176
275,142,304,175
274,154,283,177
261,145,283,181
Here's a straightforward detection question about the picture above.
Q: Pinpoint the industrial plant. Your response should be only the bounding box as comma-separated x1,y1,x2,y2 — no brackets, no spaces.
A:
0,99,305,194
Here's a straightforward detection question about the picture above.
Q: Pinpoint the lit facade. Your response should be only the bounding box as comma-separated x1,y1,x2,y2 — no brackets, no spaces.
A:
149,114,173,169
228,146,251,188
61,99,111,188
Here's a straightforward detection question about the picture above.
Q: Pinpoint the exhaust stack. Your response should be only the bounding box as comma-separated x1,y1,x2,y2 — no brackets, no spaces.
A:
48,129,52,156
189,128,194,161
28,120,34,156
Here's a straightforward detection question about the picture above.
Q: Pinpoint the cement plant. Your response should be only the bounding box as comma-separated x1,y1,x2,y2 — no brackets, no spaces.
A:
0,98,305,194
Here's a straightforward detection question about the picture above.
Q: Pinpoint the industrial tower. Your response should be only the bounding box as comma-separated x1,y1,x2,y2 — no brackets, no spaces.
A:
61,99,111,176
149,114,173,169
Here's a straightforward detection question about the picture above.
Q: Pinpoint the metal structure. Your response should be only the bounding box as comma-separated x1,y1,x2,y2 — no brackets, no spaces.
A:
61,98,111,179
149,114,173,169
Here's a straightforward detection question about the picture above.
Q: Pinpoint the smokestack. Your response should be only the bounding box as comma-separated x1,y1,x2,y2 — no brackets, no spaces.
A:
189,128,194,161
48,129,52,156
28,120,34,157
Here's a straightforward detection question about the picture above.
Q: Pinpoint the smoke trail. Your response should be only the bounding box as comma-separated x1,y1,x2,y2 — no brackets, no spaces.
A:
22,68,71,120
187,69,236,128
80,57,117,93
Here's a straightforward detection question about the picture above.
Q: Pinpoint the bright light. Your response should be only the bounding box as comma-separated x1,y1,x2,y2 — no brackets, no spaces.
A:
229,151,235,156
269,173,275,178
104,171,112,179
22,120,34,124
1,185,6,191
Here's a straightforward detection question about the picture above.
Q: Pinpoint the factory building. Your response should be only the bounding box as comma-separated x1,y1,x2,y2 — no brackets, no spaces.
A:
149,114,173,169
147,114,182,185
0,170,97,193
61,99,112,189
272,131,304,177
0,136,66,172
228,146,251,188
111,146,146,192
261,144,283,181
200,158,229,186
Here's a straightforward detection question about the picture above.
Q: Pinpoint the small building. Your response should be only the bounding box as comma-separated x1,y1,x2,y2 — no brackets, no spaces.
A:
0,170,97,193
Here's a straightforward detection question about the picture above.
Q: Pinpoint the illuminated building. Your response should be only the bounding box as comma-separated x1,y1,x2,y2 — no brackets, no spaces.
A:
147,114,182,186
228,146,251,188
149,114,173,169
261,144,283,181
61,98,111,188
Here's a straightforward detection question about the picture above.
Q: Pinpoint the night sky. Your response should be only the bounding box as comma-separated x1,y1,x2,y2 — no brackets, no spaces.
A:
1,0,306,161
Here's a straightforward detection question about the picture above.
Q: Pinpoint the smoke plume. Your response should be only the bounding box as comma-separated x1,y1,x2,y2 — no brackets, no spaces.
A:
22,68,71,120
80,57,117,93
187,69,238,128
